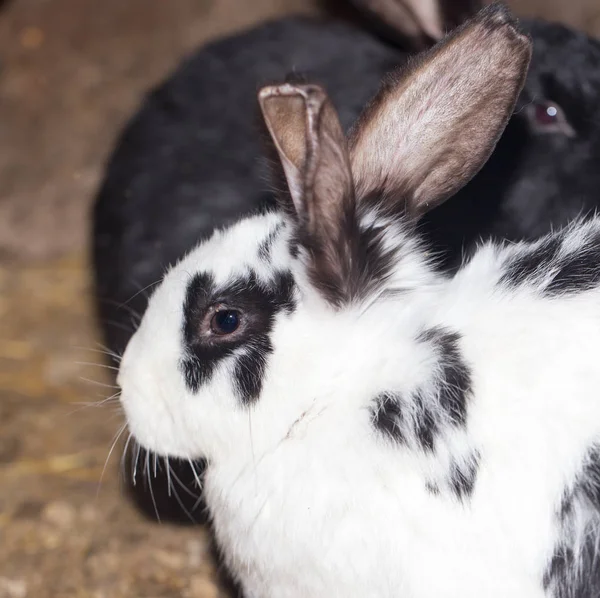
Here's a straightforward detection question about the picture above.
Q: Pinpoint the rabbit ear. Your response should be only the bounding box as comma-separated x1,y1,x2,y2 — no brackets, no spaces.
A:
258,83,357,305
348,0,492,48
348,2,531,218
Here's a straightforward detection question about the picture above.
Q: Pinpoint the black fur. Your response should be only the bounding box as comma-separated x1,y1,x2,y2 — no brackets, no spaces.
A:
182,270,295,403
544,446,600,597
425,453,480,501
419,328,472,428
425,481,441,496
500,225,600,296
232,341,271,405
449,452,480,501
545,234,600,296
421,20,600,272
371,328,471,452
499,233,563,288
258,222,283,262
371,391,406,445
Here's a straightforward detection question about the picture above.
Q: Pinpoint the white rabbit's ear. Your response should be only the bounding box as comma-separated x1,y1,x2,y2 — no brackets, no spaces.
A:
348,0,493,49
258,83,357,305
349,2,531,218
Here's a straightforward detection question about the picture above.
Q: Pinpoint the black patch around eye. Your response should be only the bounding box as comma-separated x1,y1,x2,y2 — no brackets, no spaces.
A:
181,269,296,403
182,356,221,393
371,328,471,454
233,338,270,404
182,272,234,392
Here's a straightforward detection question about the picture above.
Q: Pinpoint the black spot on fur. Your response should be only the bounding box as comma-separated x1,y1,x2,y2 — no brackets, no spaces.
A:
501,226,600,297
544,236,600,296
371,392,406,445
258,223,283,262
288,236,299,259
449,451,480,501
425,481,440,496
181,269,296,403
543,445,600,597
420,327,472,428
500,234,563,288
371,328,471,453
413,391,437,452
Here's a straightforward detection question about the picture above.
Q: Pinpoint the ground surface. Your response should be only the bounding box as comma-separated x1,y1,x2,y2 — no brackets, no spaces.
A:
1,0,599,596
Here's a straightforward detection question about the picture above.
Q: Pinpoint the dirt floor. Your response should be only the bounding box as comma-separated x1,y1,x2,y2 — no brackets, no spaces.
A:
1,0,600,596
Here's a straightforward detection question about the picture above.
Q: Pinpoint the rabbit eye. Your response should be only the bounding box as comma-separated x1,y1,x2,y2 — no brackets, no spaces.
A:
526,100,575,137
535,102,559,124
210,309,241,335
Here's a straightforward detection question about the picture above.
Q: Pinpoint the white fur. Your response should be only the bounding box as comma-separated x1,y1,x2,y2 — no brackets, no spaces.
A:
118,210,600,598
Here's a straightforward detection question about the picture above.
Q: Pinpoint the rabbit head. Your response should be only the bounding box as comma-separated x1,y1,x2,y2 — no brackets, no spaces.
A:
492,18,600,233
117,3,531,464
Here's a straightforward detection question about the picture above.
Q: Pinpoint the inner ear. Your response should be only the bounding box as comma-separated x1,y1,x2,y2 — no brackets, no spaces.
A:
260,92,308,207
258,84,358,306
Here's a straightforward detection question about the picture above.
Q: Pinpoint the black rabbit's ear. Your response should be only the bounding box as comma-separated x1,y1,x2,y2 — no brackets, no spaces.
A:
258,83,358,306
348,2,531,218
348,0,493,49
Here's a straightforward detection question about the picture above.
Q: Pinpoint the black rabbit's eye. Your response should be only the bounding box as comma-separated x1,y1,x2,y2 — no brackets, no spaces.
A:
211,309,241,335
526,100,575,137
534,102,559,125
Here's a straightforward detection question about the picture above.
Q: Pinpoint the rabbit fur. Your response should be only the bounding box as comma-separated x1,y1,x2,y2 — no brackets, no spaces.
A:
117,5,600,597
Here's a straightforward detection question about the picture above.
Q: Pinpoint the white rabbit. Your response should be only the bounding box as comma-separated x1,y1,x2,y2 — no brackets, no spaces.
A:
117,4,600,597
